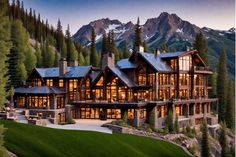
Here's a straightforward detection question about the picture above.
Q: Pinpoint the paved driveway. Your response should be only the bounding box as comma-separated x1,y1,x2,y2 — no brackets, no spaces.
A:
46,119,113,134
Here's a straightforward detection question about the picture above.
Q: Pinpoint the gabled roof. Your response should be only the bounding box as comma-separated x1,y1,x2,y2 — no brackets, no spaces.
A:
107,66,137,88
91,70,102,82
15,86,65,94
35,66,92,78
117,59,138,69
159,51,186,58
138,52,173,72
66,66,92,78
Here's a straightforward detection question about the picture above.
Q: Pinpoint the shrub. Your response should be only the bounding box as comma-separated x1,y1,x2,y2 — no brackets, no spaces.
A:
66,115,76,124
149,108,156,129
166,111,174,133
122,110,128,124
174,115,179,133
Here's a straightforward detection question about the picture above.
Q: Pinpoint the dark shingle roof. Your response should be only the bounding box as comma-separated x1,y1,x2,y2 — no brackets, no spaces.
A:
159,51,186,58
15,86,65,94
138,52,173,72
117,59,138,69
108,66,137,88
35,66,92,78
91,71,102,82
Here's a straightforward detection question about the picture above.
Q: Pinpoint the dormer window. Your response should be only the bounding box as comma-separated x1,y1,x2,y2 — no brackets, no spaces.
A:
59,79,64,87
179,55,192,71
46,79,53,87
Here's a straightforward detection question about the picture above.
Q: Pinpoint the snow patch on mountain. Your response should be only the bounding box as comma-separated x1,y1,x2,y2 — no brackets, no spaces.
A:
105,24,121,33
218,33,224,36
176,28,183,33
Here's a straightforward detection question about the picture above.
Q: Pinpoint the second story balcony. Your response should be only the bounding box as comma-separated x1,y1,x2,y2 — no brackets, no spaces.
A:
193,66,213,74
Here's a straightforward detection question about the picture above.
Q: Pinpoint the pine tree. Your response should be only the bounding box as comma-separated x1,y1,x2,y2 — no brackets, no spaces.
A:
133,17,142,51
160,42,168,52
66,25,77,61
24,47,36,75
166,110,174,132
201,121,210,157
219,122,227,157
7,20,28,87
109,31,119,62
0,0,11,109
54,52,59,67
225,79,234,129
193,32,208,65
35,42,42,67
61,39,67,58
44,41,55,67
123,41,131,58
90,28,98,67
217,49,228,122
56,19,64,54
101,33,108,67
174,115,179,133
209,72,217,98
78,52,85,65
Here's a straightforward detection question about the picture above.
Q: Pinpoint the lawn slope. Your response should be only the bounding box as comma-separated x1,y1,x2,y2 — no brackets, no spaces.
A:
0,120,190,157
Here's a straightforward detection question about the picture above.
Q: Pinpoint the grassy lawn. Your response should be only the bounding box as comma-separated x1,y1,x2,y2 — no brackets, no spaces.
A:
0,120,190,157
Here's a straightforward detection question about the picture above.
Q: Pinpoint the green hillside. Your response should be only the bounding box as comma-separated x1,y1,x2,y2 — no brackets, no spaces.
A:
0,120,190,157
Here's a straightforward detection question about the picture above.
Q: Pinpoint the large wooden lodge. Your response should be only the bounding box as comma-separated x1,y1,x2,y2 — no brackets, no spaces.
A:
14,46,218,128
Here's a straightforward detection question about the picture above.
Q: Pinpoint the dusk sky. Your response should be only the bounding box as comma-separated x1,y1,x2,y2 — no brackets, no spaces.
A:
21,0,235,34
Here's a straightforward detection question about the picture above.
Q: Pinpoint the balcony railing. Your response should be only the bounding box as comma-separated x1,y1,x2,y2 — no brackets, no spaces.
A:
193,66,212,72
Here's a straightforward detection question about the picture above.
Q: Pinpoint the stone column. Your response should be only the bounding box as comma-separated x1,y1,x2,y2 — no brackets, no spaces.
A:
134,109,140,127
186,103,189,117
172,104,176,120
65,104,72,120
204,103,207,119
154,73,159,100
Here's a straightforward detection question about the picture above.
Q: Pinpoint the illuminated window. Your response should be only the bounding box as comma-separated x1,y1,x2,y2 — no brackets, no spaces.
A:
57,97,65,109
28,96,50,108
18,97,25,107
158,106,167,118
170,59,177,70
140,109,146,119
175,105,182,116
59,79,64,87
96,76,104,86
138,74,146,85
179,55,192,71
128,109,134,119
179,74,190,86
32,78,42,86
46,79,53,86
69,79,78,101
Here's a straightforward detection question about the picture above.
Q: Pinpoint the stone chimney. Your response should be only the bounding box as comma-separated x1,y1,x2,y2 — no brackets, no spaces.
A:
154,49,161,57
135,45,144,52
102,52,115,70
59,58,67,76
69,60,78,67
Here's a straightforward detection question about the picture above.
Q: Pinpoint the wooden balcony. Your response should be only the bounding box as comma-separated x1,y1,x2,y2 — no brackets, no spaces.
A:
193,66,213,74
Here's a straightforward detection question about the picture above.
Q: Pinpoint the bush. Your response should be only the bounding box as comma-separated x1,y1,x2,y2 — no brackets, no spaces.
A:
66,115,76,124
149,108,156,129
188,144,197,156
166,111,174,133
138,123,153,132
122,110,128,124
174,116,179,133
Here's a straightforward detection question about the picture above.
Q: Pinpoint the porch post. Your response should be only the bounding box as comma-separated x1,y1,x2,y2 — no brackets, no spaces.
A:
154,73,158,100
134,109,140,127
186,103,189,117
203,103,207,119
